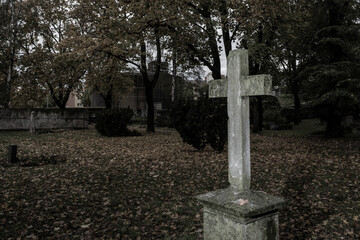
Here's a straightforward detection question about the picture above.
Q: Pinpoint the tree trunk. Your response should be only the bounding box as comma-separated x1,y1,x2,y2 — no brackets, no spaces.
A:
59,92,69,109
293,92,301,125
258,96,263,132
139,32,160,133
325,115,343,137
58,101,66,109
50,92,63,109
208,33,221,79
103,84,113,109
252,96,263,133
171,51,176,104
219,3,231,58
204,8,222,80
104,93,112,109
5,62,14,108
145,86,155,132
48,85,71,109
289,50,301,125
251,27,264,134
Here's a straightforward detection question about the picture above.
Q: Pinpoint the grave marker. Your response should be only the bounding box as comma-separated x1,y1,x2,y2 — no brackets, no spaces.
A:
8,145,19,163
29,111,36,134
196,49,285,239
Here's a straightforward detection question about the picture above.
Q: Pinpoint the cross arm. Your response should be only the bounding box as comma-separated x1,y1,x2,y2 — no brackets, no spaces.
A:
243,75,272,97
209,75,272,98
209,79,228,98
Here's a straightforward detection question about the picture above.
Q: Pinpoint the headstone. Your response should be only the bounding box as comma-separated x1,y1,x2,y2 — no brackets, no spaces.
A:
8,145,19,163
343,115,353,131
29,111,36,134
196,49,285,239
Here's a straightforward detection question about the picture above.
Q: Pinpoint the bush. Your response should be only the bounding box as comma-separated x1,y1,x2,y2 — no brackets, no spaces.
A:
173,99,208,150
263,108,287,124
207,98,228,152
262,96,291,130
95,108,140,137
263,108,291,130
156,110,171,127
172,96,228,152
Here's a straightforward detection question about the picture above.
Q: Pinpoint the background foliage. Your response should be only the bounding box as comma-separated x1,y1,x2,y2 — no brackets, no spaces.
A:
0,0,359,134
95,108,140,137
173,89,228,152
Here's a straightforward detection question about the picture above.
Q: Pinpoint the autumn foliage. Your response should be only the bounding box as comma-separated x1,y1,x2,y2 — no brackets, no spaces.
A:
1,128,360,239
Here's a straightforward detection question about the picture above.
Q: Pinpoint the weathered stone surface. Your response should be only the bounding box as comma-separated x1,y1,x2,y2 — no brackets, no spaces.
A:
0,109,89,130
226,50,251,191
208,50,273,191
242,75,272,97
197,188,285,240
29,111,36,134
209,75,272,98
209,79,228,98
196,188,285,221
203,207,279,240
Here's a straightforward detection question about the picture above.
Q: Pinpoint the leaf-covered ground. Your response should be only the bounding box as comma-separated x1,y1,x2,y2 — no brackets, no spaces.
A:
1,127,359,239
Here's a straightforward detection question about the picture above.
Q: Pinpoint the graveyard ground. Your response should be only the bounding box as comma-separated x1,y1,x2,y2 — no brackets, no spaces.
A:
1,124,360,239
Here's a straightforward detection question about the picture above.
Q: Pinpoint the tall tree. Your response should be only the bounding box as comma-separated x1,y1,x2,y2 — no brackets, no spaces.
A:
165,0,301,132
165,0,246,79
272,0,313,124
306,0,360,137
0,0,24,107
19,0,88,109
236,0,285,132
75,0,174,132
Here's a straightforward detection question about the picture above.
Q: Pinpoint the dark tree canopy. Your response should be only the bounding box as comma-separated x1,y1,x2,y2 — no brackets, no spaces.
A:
305,0,360,137
1,0,359,135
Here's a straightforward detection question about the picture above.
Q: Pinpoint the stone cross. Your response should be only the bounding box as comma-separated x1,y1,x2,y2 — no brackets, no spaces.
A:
29,111,36,134
209,49,272,191
197,49,284,240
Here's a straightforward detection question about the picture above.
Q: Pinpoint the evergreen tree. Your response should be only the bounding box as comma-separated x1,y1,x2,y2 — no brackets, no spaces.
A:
306,0,360,137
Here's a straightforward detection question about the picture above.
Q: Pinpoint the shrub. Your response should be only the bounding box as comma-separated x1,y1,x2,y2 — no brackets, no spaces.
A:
263,108,291,130
95,108,140,137
263,108,287,124
262,96,291,130
156,110,171,127
172,96,228,152
207,98,227,152
173,99,208,150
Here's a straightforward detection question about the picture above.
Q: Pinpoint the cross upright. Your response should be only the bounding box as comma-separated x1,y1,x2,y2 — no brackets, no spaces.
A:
209,49,272,192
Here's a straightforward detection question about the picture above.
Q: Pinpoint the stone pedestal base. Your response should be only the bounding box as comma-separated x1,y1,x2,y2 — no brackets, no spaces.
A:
196,187,285,240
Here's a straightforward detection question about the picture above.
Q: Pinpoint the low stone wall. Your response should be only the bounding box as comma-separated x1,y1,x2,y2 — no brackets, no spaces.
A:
0,109,89,130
